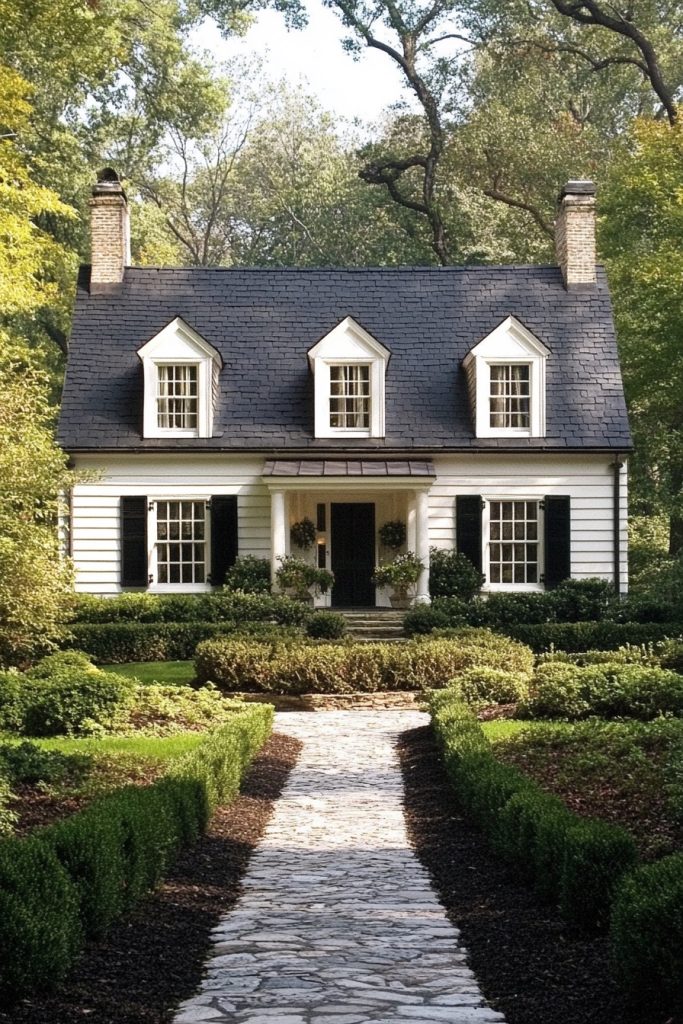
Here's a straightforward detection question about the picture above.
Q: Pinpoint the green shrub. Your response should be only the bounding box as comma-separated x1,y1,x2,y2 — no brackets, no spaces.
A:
0,773,16,837
70,591,309,626
429,549,484,600
660,639,683,673
455,666,530,705
610,853,683,1013
560,819,637,931
223,556,272,593
549,578,616,622
0,835,81,1000
20,669,136,736
429,690,639,933
66,620,299,663
505,620,683,653
403,603,454,635
195,632,534,695
306,611,347,640
522,661,683,721
127,683,244,732
0,741,90,786
0,703,272,1002
0,670,30,732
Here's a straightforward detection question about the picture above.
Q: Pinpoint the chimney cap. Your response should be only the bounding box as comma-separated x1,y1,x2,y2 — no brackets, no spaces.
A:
560,179,596,198
92,167,127,199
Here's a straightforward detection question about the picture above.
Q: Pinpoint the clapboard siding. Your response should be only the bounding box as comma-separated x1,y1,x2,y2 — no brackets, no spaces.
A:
69,452,628,594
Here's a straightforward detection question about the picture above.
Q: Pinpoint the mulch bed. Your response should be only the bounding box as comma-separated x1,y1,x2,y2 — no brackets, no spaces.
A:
398,725,672,1024
0,731,301,1024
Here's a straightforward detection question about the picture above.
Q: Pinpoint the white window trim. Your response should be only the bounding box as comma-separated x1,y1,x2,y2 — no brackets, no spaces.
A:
482,496,545,593
463,316,548,439
308,316,389,439
147,498,212,593
137,317,222,440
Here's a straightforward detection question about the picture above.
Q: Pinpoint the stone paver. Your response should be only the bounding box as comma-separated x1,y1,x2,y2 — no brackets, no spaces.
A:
173,711,506,1024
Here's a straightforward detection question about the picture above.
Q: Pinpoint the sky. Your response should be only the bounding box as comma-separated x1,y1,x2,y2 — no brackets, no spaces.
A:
192,0,414,125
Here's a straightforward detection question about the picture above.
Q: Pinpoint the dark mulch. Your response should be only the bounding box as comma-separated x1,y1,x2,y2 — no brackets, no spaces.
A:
398,725,671,1024
1,731,301,1024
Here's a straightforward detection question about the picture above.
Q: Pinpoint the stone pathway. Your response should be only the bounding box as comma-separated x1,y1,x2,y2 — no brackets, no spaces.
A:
173,711,506,1024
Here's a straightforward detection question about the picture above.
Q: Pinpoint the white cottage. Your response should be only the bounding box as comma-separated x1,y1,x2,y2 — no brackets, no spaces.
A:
59,171,631,606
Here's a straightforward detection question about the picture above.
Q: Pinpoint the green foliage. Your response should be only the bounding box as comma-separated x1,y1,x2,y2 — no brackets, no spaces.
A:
305,612,347,640
223,556,272,594
290,518,316,550
0,703,272,1000
455,667,530,705
610,853,683,1014
195,631,533,695
275,556,334,598
0,773,16,837
660,639,683,674
70,591,309,625
506,620,683,654
521,661,683,721
127,683,245,733
378,520,406,550
372,552,424,593
430,690,638,932
428,549,485,600
0,740,89,786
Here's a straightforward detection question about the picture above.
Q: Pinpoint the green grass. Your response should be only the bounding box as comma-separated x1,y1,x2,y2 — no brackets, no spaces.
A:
482,720,538,742
100,660,195,685
0,733,204,762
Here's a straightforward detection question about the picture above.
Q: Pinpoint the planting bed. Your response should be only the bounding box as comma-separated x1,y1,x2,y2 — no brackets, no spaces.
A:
0,731,300,1024
398,724,657,1024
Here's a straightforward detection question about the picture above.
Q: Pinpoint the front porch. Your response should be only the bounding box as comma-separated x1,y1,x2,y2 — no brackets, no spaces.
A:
263,459,435,608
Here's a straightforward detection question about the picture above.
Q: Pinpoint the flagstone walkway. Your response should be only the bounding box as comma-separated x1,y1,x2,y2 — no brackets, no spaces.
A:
173,711,506,1024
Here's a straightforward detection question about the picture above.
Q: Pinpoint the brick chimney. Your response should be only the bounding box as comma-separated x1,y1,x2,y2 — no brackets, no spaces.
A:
88,168,130,292
555,180,596,291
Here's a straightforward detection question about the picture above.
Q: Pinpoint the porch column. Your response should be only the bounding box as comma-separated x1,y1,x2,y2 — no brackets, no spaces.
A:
415,489,431,604
407,494,417,553
270,489,287,587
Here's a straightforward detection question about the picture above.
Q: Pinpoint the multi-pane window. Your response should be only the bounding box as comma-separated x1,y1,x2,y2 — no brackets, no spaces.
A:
157,365,198,430
329,365,370,429
489,364,530,429
489,500,539,584
156,501,206,583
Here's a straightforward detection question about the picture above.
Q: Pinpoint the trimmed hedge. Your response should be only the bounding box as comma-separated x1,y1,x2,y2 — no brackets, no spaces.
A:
429,691,637,931
610,853,683,1014
521,661,683,720
65,621,299,664
0,703,272,1001
504,620,683,653
306,611,347,640
195,630,534,695
454,667,530,705
70,591,309,625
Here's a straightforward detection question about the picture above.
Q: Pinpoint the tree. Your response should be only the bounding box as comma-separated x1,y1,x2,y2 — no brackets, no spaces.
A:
599,115,683,553
0,65,75,664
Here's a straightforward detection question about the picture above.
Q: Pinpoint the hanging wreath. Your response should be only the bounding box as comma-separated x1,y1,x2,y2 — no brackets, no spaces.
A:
378,519,407,550
290,517,317,550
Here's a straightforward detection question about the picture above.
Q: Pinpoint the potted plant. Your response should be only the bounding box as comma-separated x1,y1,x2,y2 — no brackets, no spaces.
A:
372,551,425,608
290,517,316,550
378,519,406,551
275,555,334,603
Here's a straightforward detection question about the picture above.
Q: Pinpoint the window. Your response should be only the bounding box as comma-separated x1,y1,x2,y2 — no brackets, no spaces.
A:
157,365,198,430
155,500,207,584
463,316,548,438
330,364,370,429
489,364,531,429
489,500,539,584
308,316,389,438
138,317,222,439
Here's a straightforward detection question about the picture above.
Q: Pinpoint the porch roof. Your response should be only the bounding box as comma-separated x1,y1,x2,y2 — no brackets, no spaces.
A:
262,458,435,478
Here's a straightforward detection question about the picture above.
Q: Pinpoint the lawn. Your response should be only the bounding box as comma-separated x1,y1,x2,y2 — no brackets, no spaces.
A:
5,732,205,760
490,718,683,860
101,660,195,685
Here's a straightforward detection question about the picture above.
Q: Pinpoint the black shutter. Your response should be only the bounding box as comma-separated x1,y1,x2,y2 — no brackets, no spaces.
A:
544,495,571,588
211,496,238,587
121,496,148,587
456,495,483,573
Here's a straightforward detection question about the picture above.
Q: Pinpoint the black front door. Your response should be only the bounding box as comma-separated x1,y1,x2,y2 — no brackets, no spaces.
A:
331,503,376,607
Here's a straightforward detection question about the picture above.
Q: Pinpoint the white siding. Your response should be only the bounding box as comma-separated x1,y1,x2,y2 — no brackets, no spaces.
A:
70,451,628,595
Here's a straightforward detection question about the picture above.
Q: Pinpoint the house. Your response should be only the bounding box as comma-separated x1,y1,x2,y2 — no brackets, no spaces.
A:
58,170,631,607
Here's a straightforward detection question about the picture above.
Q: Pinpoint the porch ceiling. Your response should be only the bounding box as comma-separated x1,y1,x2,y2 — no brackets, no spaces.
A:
263,458,435,479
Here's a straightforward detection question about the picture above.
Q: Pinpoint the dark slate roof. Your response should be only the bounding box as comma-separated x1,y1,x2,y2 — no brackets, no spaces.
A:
58,265,632,452
263,459,436,477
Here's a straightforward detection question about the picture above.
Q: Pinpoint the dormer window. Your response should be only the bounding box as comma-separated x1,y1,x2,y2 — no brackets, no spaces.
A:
463,316,549,439
157,364,198,430
137,317,222,439
308,316,390,439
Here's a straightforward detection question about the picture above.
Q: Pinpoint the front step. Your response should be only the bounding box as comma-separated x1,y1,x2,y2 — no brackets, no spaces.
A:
337,609,406,642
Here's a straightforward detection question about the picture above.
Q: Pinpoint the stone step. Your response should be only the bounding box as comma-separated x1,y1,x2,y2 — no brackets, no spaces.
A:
345,625,405,636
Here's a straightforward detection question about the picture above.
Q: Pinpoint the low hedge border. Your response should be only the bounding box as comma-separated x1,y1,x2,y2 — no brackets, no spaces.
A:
428,690,637,932
64,621,301,664
0,702,273,1001
195,631,535,695
70,591,310,625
